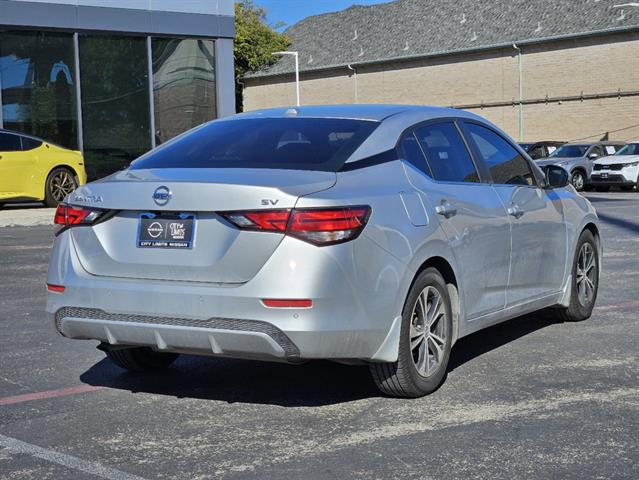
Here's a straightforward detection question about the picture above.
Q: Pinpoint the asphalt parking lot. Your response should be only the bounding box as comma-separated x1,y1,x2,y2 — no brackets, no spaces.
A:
1,192,638,480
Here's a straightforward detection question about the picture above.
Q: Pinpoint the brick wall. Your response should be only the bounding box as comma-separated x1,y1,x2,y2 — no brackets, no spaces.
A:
243,31,639,142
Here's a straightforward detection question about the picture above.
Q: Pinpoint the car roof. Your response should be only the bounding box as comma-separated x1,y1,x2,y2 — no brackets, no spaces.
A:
234,104,478,122
231,104,494,163
564,141,626,146
0,128,43,142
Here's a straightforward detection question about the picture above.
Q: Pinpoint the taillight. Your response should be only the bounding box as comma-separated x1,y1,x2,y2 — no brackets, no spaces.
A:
222,210,290,232
54,204,103,228
220,206,371,246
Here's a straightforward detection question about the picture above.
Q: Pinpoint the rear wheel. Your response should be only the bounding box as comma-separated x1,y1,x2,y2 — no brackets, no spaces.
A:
44,167,78,207
555,230,599,322
105,347,178,372
594,186,610,192
570,170,586,191
370,268,452,397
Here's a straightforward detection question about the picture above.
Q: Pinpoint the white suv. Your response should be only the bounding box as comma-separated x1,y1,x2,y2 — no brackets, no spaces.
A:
591,142,639,192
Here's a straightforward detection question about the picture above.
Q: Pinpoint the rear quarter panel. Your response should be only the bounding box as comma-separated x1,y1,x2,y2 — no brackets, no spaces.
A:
296,160,461,338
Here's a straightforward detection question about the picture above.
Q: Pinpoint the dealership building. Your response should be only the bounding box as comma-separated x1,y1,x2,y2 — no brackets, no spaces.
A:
244,0,639,144
0,0,235,179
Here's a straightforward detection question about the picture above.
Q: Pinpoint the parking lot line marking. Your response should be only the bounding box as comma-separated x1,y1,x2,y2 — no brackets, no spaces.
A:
595,300,639,312
0,385,103,406
0,434,146,480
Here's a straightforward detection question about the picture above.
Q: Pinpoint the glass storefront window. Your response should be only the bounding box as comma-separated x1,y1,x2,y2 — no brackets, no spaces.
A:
152,38,216,145
0,31,78,149
79,34,151,180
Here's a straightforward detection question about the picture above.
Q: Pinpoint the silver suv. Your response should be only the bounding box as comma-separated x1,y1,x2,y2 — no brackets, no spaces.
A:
47,105,601,397
535,141,625,191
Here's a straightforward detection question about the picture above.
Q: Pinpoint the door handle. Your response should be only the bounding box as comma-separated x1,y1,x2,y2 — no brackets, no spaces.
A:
507,203,524,219
435,200,457,219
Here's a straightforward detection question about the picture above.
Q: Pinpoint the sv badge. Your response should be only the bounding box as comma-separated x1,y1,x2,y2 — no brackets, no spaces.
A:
261,199,279,206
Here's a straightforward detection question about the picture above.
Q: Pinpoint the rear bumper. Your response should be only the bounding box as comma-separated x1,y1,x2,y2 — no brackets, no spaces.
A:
47,230,408,361
54,307,300,361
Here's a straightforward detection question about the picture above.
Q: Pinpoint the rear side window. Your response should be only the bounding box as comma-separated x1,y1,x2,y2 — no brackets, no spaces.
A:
21,137,43,151
0,133,21,152
130,118,379,172
413,122,479,183
399,133,431,176
465,123,535,186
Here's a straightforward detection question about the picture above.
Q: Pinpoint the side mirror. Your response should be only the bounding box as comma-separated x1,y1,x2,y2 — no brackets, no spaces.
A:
544,165,569,189
588,153,599,160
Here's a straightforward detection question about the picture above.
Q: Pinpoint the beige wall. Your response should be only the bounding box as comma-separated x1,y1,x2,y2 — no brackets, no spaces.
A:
243,31,639,142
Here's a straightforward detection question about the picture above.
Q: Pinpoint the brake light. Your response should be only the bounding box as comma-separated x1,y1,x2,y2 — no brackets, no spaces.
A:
220,206,371,246
222,210,290,232
54,204,103,227
288,207,370,245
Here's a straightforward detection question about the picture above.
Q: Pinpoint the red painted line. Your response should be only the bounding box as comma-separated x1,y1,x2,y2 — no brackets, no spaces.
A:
595,300,639,312
0,385,104,406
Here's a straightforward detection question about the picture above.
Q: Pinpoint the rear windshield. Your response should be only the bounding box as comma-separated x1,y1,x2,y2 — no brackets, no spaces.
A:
130,118,379,172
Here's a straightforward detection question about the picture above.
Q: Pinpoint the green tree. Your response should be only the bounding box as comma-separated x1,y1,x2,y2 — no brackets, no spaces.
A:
234,0,290,111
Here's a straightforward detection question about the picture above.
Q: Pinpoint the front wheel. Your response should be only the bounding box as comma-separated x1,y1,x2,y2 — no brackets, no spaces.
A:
555,230,599,322
44,167,78,207
570,170,586,191
370,268,452,397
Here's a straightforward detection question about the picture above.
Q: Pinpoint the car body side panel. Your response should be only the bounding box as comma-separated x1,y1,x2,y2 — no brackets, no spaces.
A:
401,162,511,320
491,184,568,306
0,142,85,201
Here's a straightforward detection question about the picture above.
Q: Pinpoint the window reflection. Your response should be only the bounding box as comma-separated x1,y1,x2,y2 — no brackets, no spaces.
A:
79,34,151,179
152,38,216,145
0,31,77,149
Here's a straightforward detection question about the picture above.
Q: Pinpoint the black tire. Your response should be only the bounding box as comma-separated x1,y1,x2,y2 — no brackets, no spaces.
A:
370,268,453,398
594,186,610,192
570,170,586,192
555,230,599,322
106,347,178,372
44,167,78,207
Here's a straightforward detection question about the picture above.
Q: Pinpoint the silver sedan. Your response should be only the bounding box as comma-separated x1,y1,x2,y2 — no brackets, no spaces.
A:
46,105,601,397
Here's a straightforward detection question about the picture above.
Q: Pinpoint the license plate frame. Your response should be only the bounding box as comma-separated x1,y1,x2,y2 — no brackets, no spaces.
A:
137,213,195,249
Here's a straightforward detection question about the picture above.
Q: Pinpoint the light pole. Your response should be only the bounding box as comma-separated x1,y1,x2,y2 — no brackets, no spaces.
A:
273,51,300,106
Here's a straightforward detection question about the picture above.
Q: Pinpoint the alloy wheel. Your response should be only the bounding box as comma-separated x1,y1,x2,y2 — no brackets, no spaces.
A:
576,243,596,307
50,170,76,202
409,286,447,377
572,172,585,190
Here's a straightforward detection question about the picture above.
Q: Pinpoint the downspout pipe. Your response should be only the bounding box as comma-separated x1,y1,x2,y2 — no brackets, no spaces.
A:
347,64,358,103
513,43,524,141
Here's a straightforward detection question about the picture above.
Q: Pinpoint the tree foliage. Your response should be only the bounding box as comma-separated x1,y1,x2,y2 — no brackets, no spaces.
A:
234,0,290,110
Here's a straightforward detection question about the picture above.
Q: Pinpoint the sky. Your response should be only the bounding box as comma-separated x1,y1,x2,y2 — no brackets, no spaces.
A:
257,0,392,30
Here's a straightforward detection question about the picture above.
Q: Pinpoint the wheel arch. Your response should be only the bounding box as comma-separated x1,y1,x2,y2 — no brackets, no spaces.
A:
43,164,81,204
47,163,81,183
412,256,461,346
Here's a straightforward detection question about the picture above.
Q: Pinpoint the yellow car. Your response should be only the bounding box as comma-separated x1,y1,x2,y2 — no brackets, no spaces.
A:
0,129,87,208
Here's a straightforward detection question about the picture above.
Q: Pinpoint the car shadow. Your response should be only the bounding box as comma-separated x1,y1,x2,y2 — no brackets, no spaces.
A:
595,212,639,234
584,195,633,203
80,311,562,406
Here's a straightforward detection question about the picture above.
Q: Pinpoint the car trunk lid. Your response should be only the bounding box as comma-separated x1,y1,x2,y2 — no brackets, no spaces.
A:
67,168,336,284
